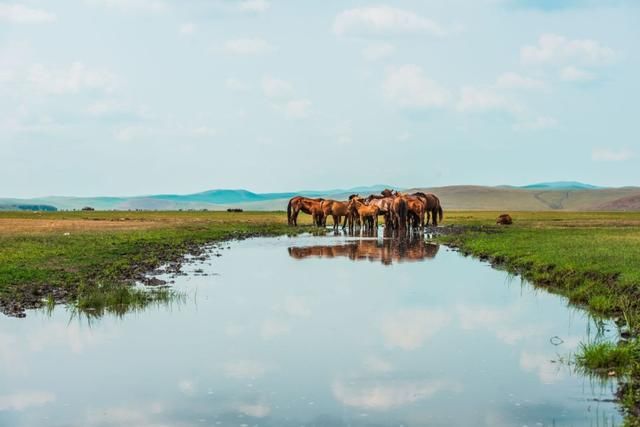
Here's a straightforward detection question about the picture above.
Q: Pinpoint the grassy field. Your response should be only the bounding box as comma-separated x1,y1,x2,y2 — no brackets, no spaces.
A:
0,211,312,316
1,209,640,422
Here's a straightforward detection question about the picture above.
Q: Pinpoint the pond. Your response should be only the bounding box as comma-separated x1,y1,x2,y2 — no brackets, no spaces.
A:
0,234,622,426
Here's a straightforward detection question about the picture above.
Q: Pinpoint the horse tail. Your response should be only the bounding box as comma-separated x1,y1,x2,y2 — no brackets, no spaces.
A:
438,205,443,222
287,199,293,225
399,199,407,229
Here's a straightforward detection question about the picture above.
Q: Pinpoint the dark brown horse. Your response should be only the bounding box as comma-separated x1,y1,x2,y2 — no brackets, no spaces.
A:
287,196,325,226
411,192,443,226
389,196,408,231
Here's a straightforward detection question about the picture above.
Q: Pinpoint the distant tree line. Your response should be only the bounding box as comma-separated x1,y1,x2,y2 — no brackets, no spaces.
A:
0,204,58,212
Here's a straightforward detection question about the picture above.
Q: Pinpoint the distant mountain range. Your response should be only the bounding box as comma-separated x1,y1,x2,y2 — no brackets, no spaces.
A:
516,181,602,190
2,182,640,211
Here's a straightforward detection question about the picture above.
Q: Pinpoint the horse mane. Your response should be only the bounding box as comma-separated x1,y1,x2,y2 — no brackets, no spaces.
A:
412,191,428,199
348,194,359,200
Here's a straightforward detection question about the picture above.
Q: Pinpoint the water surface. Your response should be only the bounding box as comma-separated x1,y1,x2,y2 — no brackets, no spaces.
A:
0,234,621,426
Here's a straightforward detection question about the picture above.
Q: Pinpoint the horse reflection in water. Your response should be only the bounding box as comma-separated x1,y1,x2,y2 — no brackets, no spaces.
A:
287,237,439,265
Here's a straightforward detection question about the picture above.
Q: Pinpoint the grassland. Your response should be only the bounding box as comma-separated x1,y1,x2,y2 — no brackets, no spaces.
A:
2,209,640,422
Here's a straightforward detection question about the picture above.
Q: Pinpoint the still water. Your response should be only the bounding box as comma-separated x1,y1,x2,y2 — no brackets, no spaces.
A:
0,234,621,426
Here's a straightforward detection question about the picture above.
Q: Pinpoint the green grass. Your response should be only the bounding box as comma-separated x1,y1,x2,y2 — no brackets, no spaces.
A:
576,341,639,374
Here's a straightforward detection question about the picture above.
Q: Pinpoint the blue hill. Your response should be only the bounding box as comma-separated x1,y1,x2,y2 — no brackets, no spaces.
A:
519,181,602,190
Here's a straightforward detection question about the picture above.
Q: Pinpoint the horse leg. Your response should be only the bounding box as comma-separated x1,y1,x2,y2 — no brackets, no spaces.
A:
432,208,438,226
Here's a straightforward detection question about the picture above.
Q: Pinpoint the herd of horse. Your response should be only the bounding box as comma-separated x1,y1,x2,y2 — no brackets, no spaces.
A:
286,189,443,232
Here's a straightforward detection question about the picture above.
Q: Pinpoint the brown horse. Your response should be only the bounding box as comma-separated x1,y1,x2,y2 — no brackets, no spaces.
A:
348,198,380,232
411,192,444,226
403,195,426,229
321,199,351,231
287,196,325,226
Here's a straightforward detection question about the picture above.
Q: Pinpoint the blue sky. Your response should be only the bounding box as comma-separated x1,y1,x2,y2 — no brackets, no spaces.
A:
0,0,638,197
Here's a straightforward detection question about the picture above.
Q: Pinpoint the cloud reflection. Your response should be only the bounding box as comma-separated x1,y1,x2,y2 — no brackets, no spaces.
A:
381,309,450,350
223,360,268,379
332,378,460,410
0,391,55,411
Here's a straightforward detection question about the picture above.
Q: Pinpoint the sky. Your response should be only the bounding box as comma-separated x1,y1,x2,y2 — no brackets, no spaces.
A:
0,0,638,197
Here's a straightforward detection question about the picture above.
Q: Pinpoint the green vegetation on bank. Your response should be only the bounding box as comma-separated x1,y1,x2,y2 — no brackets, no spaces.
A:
435,211,640,425
0,211,308,315
436,211,640,329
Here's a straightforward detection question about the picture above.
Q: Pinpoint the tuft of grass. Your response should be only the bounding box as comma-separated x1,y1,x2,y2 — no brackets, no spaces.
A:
73,282,184,318
576,341,639,374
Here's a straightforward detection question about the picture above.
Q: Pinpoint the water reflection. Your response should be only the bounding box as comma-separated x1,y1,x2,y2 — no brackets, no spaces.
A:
0,235,622,427
288,236,439,265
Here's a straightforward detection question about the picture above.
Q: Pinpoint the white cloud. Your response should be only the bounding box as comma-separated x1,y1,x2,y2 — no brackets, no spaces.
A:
260,318,291,339
0,4,56,23
521,34,615,66
223,38,273,55
85,404,166,426
223,360,268,379
179,22,196,35
560,65,596,82
190,126,217,137
457,303,550,344
381,309,450,350
495,72,545,90
362,42,395,61
0,391,55,411
114,125,153,142
282,295,311,317
261,76,293,98
363,356,394,373
519,352,562,384
177,379,196,395
332,379,459,410
239,0,270,13
456,86,521,114
226,77,250,92
592,148,633,162
513,116,558,131
334,6,447,37
284,99,311,119
27,62,117,95
383,65,451,109
85,0,167,13
234,402,271,418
